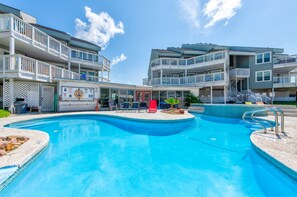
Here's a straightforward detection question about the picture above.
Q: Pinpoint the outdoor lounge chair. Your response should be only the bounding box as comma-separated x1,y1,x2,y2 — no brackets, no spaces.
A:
148,100,157,113
256,102,265,105
245,102,253,105
139,102,147,112
131,102,139,112
119,102,130,111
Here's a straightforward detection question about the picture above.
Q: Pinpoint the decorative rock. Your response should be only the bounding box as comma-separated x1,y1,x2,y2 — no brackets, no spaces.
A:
0,135,30,156
5,143,13,151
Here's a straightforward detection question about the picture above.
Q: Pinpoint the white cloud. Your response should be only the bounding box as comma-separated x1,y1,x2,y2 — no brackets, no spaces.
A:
178,0,201,28
203,0,242,28
111,53,127,66
75,6,124,49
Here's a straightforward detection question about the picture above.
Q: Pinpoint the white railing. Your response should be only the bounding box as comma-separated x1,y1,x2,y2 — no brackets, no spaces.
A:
230,68,250,78
0,54,110,83
150,72,225,86
150,51,226,68
273,75,297,86
143,78,149,85
71,49,111,71
274,56,297,65
0,14,70,60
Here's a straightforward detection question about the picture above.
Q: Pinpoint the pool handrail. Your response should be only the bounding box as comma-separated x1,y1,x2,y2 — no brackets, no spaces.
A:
242,107,285,134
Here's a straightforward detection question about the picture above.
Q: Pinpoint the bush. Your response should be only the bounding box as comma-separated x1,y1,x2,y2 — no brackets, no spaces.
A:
185,93,201,106
0,110,10,118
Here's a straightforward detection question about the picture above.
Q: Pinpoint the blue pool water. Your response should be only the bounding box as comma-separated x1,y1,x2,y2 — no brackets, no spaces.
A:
2,114,297,196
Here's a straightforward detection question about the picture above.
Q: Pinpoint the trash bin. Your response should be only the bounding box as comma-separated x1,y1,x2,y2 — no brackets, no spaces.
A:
14,98,28,114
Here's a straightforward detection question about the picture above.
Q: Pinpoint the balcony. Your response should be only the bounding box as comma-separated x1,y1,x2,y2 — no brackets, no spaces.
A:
230,68,250,79
150,72,226,87
273,75,297,88
0,14,70,61
0,55,109,83
142,78,149,86
273,56,297,74
150,51,227,70
71,49,111,71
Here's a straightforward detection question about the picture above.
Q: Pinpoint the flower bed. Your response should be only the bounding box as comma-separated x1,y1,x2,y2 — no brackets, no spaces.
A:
161,108,185,115
0,136,30,156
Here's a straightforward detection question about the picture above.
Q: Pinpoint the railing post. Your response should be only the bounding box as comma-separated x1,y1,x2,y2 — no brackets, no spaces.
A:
32,26,35,45
9,14,14,32
59,44,62,58
47,36,50,52
49,64,52,82
35,60,38,80
17,55,21,72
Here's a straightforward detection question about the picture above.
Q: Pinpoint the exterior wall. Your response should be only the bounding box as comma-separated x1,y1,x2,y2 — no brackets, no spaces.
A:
57,81,99,112
249,54,274,90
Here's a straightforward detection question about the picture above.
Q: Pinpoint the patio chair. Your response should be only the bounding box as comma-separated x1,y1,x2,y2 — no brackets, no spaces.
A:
119,102,130,111
148,100,157,113
131,102,139,112
139,102,147,112
109,102,118,111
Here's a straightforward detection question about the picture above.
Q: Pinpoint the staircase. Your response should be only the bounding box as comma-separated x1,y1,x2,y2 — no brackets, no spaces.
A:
270,105,297,117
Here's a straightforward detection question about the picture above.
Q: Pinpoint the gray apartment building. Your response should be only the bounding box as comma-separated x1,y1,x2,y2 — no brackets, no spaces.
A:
143,43,297,103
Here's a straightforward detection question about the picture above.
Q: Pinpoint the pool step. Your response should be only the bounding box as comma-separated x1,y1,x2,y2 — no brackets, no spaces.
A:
188,106,204,114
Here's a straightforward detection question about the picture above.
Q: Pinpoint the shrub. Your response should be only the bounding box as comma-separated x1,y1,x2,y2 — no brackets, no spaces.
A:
0,110,10,118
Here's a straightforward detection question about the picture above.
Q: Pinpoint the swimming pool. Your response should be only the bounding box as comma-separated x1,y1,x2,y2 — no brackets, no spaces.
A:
2,114,297,196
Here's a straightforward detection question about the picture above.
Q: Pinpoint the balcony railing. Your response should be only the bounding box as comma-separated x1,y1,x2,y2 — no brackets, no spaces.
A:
0,14,70,60
273,75,297,86
143,78,149,86
71,49,110,70
230,68,250,78
274,56,297,65
149,72,225,86
150,51,226,68
0,55,109,82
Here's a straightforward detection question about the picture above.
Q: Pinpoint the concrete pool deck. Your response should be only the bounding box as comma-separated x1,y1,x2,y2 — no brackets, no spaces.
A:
250,115,297,180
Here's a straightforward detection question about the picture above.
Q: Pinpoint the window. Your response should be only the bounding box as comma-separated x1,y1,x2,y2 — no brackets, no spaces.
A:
256,52,271,64
257,54,263,64
264,52,271,63
256,70,271,82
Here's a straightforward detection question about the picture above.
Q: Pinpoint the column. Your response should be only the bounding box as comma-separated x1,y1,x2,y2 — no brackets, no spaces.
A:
68,62,71,71
224,86,227,104
185,69,187,77
8,79,14,113
160,68,163,85
210,86,213,104
9,35,15,70
101,67,104,82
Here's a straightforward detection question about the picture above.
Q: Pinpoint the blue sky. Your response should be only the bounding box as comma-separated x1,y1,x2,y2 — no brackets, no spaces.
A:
2,0,297,85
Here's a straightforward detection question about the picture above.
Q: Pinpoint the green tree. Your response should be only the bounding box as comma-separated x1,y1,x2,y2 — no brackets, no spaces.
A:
165,98,180,109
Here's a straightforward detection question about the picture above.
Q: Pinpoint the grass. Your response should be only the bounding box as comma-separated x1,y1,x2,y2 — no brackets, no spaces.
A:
273,101,297,107
0,110,10,118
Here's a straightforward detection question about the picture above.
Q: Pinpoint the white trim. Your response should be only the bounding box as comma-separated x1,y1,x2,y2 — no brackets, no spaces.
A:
255,52,272,65
255,70,272,82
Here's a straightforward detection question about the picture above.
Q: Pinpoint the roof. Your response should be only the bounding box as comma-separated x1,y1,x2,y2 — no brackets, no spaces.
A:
31,23,68,36
32,24,101,52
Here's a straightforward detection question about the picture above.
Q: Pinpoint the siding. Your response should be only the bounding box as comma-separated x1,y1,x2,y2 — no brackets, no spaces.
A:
249,54,273,90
